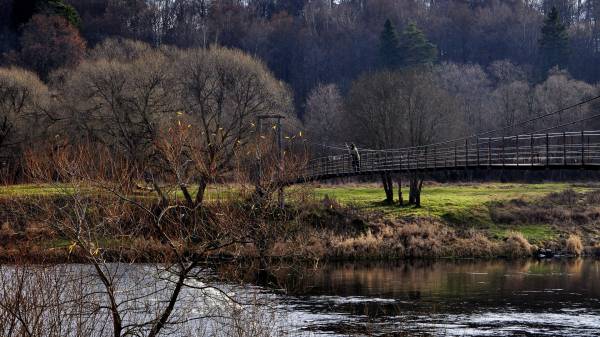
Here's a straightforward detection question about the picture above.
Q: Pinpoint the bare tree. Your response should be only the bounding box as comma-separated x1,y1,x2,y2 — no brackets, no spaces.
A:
533,68,597,130
0,67,49,182
173,47,293,207
59,47,178,172
303,83,344,154
18,142,253,337
493,80,532,129
400,68,456,207
344,68,456,206
436,62,494,135
345,70,407,204
19,15,86,79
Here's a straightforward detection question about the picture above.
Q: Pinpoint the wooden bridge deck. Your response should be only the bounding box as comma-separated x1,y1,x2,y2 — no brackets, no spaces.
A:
297,131,600,182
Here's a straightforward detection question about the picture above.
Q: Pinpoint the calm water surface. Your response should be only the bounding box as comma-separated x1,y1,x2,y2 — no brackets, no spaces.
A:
271,259,600,336
3,260,597,336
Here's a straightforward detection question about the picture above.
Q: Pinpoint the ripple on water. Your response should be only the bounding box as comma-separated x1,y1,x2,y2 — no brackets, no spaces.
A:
271,259,600,337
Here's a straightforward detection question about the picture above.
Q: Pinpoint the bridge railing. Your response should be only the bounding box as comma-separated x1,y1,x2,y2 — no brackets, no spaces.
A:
300,131,600,180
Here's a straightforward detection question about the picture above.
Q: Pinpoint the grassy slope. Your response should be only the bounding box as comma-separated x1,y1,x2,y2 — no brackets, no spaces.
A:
312,183,596,243
2,182,595,243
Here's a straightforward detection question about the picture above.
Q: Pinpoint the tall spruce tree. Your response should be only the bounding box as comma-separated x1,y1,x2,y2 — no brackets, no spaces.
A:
398,23,437,67
11,0,80,29
539,6,569,76
378,19,401,69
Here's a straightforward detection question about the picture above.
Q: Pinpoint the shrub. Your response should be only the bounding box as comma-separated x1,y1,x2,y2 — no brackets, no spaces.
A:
565,234,583,256
398,221,447,257
502,231,532,258
452,232,499,258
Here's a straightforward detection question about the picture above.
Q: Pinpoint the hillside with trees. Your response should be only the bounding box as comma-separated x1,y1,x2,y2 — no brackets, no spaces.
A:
1,1,600,108
2,0,600,200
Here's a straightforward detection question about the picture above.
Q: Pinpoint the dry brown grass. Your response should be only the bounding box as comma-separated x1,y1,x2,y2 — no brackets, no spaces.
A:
453,232,499,258
502,231,532,258
565,234,584,256
490,189,600,227
325,218,501,259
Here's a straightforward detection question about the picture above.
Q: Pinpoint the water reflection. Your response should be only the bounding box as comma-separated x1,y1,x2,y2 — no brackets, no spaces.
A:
1,260,598,336
256,259,600,336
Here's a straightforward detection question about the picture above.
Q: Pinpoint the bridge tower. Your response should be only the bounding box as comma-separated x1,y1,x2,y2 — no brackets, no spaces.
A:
255,114,285,208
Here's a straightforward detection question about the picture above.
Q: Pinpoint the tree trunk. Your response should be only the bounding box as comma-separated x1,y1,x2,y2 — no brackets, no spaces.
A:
409,177,416,205
416,177,423,207
397,175,403,206
179,184,194,206
194,176,208,207
409,174,423,207
381,172,394,204
153,181,169,206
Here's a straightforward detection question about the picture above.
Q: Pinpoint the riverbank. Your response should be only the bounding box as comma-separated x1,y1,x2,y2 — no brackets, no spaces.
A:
1,182,600,262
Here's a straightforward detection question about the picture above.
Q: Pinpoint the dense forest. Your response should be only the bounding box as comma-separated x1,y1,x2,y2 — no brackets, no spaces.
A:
2,0,600,189
2,1,600,103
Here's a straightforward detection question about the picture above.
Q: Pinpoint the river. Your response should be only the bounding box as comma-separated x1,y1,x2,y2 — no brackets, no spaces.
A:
265,259,600,336
1,259,599,336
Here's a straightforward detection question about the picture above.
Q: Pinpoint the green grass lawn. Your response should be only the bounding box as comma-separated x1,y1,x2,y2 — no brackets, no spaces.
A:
0,184,76,198
0,183,242,201
311,182,597,242
3,181,596,242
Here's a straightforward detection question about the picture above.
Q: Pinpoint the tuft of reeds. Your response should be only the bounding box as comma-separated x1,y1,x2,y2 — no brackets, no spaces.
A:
502,231,532,258
565,234,583,256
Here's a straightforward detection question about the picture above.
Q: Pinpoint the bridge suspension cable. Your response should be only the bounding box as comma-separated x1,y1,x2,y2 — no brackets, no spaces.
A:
355,93,600,153
303,140,350,152
526,110,600,134
470,94,600,137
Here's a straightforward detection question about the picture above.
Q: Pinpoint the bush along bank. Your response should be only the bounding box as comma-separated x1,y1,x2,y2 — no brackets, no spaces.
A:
1,189,600,263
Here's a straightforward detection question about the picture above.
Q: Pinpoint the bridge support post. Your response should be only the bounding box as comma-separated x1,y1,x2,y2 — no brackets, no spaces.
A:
563,132,566,165
454,144,457,167
502,136,505,167
476,137,480,166
516,135,519,166
465,138,468,167
488,137,491,167
277,117,284,209
530,134,533,165
546,133,549,166
581,130,585,165
255,114,285,209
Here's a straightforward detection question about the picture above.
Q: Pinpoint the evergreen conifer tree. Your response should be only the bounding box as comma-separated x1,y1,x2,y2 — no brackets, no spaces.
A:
398,23,437,67
11,0,81,29
378,19,401,69
539,6,569,76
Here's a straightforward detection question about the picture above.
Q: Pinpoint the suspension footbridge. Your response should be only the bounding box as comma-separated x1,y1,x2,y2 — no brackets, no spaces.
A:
299,131,600,182
293,95,600,183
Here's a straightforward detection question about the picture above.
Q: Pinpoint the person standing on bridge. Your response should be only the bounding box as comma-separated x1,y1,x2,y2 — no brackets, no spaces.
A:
348,143,361,172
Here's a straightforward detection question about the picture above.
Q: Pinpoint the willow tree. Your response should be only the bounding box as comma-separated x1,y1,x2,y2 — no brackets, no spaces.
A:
59,47,177,170
174,47,292,206
0,67,48,177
